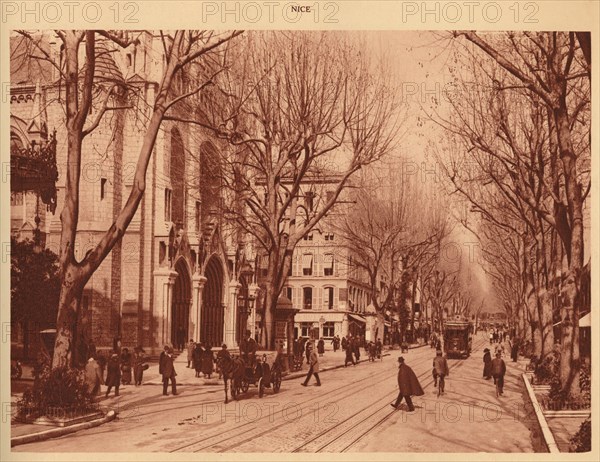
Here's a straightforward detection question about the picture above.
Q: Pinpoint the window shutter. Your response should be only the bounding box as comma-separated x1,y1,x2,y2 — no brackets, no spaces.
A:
317,287,323,310
334,287,339,310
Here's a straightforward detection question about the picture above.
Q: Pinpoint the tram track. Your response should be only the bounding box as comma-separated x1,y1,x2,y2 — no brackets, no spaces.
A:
168,361,398,452
170,340,484,453
292,338,487,453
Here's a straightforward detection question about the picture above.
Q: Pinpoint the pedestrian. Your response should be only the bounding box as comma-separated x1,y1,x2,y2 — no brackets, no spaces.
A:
202,344,214,379
120,347,132,385
301,343,321,386
344,337,356,367
187,338,195,368
391,356,424,411
133,346,147,386
432,349,449,393
482,348,492,380
510,338,519,362
491,351,506,395
159,345,178,396
105,352,121,397
375,338,383,359
317,338,325,356
84,353,104,396
341,335,348,352
489,331,494,345
193,342,203,378
494,342,505,357
176,325,186,352
353,336,361,363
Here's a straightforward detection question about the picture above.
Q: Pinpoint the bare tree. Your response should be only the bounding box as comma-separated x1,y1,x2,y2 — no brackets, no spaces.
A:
14,30,242,368
171,32,403,349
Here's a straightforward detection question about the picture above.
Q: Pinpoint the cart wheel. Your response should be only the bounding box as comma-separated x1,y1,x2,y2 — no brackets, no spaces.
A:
258,378,264,398
241,378,249,393
273,371,282,393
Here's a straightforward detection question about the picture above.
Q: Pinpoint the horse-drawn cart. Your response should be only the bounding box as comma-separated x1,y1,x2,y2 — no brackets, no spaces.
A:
222,354,283,402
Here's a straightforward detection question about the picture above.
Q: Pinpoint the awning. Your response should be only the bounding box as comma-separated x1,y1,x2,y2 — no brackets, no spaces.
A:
348,313,367,324
553,313,591,328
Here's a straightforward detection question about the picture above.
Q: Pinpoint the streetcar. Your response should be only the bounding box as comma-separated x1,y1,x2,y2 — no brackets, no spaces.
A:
443,316,473,358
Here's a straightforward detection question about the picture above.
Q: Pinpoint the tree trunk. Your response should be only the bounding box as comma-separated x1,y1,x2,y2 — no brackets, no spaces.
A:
52,263,84,368
554,103,584,397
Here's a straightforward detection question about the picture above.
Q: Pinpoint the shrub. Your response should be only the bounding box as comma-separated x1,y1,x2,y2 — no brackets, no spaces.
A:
570,418,591,452
533,354,558,385
17,366,97,420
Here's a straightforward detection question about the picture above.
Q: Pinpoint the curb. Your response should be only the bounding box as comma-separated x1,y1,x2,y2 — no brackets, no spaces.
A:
11,410,117,447
521,372,560,453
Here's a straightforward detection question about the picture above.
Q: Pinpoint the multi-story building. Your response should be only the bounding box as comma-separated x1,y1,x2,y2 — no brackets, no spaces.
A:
275,181,387,344
10,31,254,356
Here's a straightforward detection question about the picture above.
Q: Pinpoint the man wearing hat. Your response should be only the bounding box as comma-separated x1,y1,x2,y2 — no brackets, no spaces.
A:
391,356,424,412
432,349,449,393
491,351,507,395
159,345,178,396
482,348,492,380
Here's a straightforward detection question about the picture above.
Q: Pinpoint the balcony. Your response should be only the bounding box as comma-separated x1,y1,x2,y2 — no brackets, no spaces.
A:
11,131,58,213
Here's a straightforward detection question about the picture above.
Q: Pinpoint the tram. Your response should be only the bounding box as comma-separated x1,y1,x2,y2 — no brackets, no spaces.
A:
443,316,473,358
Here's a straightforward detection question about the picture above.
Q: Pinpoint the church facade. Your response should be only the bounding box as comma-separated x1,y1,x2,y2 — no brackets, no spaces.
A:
10,31,254,354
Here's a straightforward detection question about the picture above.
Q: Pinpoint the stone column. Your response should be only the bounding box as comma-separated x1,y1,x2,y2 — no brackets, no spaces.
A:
190,274,207,343
153,268,178,348
227,281,241,349
342,316,349,338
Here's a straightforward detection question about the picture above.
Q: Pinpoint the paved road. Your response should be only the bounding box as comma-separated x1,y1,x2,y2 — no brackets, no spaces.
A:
13,339,541,453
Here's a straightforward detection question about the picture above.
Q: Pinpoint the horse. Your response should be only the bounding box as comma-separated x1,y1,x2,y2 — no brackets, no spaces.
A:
216,354,245,404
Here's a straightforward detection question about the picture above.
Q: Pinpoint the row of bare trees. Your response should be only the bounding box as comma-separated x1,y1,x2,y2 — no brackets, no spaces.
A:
431,31,590,397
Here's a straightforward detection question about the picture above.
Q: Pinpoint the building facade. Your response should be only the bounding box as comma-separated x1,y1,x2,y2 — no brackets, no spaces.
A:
10,31,254,355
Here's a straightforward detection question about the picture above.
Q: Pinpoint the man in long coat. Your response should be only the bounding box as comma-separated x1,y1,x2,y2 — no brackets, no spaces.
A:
105,352,121,397
159,345,178,396
391,356,424,412
491,351,507,395
482,348,492,379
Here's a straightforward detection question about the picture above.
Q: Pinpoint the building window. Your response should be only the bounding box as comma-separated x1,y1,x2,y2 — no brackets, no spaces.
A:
301,323,311,337
303,233,313,241
305,191,315,212
303,287,313,310
323,254,334,276
324,233,334,241
285,287,293,300
325,287,334,310
100,178,107,200
164,188,172,221
326,190,335,202
302,254,313,276
322,322,335,338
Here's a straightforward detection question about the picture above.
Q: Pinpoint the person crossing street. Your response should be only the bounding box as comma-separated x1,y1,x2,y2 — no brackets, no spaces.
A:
432,349,449,394
391,357,424,412
301,343,321,386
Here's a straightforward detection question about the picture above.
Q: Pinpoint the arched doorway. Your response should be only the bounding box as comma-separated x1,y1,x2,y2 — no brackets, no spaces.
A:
171,258,191,347
201,255,225,347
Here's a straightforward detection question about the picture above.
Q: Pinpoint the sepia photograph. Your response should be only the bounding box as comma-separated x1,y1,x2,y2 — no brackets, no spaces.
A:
2,1,598,460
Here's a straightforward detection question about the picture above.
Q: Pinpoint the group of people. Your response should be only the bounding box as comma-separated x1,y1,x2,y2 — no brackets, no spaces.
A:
84,345,149,398
489,328,507,344
186,340,220,379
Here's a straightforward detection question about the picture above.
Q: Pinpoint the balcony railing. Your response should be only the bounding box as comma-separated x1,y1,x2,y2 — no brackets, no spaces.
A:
11,131,58,213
